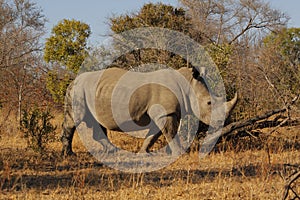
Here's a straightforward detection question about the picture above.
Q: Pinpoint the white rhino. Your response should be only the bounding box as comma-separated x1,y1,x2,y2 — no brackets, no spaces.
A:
61,67,237,156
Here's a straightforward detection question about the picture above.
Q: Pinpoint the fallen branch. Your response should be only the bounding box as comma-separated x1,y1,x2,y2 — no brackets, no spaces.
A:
282,171,300,200
199,95,299,153
219,95,299,138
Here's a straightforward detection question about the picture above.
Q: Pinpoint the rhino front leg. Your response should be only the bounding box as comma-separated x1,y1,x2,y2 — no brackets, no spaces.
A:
156,114,184,156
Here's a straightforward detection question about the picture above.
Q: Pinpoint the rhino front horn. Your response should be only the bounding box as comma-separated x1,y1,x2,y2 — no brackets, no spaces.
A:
225,92,238,117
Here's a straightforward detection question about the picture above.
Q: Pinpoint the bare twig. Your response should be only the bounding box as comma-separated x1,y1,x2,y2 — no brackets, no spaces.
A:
282,171,300,200
267,117,289,135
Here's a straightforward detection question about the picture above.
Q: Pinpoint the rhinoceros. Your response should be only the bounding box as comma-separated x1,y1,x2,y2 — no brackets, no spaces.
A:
61,67,237,156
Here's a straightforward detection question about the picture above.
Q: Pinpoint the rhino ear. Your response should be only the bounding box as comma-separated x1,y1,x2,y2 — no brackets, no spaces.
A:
199,66,206,77
192,67,200,79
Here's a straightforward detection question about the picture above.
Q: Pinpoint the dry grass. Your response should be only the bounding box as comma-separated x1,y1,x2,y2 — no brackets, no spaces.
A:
0,114,299,200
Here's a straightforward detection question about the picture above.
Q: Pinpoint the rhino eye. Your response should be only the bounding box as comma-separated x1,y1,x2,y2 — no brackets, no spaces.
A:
207,101,211,105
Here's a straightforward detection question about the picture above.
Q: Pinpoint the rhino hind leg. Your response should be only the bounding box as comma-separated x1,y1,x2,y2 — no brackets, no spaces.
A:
61,81,77,157
92,124,117,153
154,114,184,156
61,114,76,157
139,126,162,153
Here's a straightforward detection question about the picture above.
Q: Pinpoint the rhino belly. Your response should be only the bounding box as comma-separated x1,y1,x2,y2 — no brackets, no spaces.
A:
96,107,153,132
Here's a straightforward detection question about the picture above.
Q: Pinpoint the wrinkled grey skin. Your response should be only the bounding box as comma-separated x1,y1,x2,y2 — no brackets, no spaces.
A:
61,67,237,157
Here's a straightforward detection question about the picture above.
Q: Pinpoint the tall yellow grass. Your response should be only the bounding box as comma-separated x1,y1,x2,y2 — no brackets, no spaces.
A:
0,112,299,200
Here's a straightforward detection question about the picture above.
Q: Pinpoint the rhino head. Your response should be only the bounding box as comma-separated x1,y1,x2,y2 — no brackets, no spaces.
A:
179,67,238,131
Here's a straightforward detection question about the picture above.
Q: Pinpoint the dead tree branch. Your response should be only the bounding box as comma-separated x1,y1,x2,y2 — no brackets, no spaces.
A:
219,95,299,138
282,171,300,200
200,95,299,152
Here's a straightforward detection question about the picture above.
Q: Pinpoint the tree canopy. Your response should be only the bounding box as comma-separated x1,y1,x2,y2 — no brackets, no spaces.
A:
44,19,91,104
108,3,195,70
260,28,300,97
110,3,190,34
44,19,91,74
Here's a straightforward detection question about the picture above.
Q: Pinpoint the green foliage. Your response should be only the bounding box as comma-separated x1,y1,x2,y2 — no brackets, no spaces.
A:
44,19,91,104
188,42,233,98
264,28,300,65
20,107,57,153
110,3,190,34
46,70,73,104
109,3,192,70
108,2,233,87
263,28,300,95
44,19,91,73
206,43,233,70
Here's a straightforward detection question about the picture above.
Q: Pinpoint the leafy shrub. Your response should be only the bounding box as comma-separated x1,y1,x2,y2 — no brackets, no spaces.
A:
20,107,57,153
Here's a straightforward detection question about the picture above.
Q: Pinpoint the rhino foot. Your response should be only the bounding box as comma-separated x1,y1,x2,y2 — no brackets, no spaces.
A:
98,140,118,154
138,148,149,154
103,145,119,154
170,148,186,157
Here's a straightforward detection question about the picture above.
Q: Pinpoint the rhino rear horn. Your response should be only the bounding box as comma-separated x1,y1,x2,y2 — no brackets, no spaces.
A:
199,67,206,77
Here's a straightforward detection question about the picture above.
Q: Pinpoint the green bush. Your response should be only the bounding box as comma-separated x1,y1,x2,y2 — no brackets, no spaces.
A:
20,107,57,153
